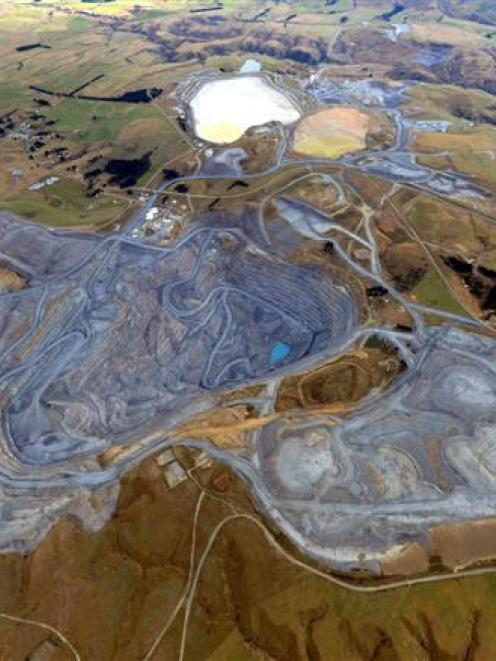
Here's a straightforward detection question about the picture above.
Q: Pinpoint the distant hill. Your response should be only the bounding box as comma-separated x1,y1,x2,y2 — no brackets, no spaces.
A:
439,0,496,26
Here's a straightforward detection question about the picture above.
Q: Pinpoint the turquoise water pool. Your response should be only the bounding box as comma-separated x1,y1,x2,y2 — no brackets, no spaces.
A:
270,340,291,365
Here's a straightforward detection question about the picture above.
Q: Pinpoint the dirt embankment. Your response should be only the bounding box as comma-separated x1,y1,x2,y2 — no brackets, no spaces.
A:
0,265,26,292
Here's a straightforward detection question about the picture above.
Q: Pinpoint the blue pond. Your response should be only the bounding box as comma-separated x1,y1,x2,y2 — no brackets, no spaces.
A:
270,340,291,365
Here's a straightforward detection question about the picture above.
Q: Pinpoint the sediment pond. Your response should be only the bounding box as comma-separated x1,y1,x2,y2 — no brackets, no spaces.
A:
189,76,301,143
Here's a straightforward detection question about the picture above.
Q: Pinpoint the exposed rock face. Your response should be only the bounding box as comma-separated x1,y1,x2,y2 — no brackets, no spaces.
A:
253,329,496,572
0,210,357,552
